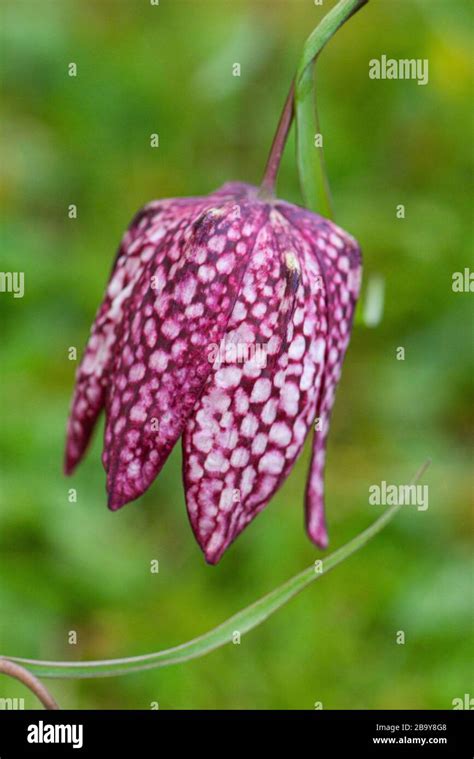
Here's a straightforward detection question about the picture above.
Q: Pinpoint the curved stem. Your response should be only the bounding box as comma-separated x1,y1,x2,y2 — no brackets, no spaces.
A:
258,80,295,199
0,658,60,709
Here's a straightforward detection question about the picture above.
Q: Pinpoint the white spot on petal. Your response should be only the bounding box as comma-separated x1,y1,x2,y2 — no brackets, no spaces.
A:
161,319,180,340
234,388,249,415
288,334,306,361
208,235,226,253
262,398,278,425
216,366,242,389
241,465,256,496
193,432,213,453
230,447,249,468
269,422,292,447
240,413,259,437
250,378,272,403
281,382,300,417
252,433,268,455
204,451,229,473
198,264,216,283
130,404,147,423
149,350,169,372
259,450,285,475
129,363,146,382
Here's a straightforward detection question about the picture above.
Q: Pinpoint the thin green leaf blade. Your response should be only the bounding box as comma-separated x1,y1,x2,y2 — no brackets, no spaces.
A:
295,0,368,216
2,461,430,680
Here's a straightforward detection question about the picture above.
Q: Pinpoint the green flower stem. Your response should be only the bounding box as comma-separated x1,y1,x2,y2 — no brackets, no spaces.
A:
2,461,430,680
295,0,368,217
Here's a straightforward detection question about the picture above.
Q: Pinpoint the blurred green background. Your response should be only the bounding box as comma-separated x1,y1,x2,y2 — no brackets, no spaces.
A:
1,0,473,710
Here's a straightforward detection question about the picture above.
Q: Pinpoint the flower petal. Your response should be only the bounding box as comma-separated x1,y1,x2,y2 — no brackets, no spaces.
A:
183,208,328,563
64,197,216,475
281,206,362,548
104,201,267,510
64,206,158,474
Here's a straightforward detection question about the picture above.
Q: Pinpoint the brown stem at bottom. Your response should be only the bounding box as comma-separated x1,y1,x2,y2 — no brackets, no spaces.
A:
258,79,295,199
0,658,60,710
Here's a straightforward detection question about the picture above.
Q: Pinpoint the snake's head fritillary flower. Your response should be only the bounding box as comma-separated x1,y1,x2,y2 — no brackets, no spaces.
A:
65,182,361,563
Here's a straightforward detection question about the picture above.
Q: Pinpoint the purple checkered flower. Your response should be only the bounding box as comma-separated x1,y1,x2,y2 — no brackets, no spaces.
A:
65,181,361,563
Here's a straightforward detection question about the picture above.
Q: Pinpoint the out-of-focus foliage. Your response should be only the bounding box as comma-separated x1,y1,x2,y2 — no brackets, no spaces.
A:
0,0,472,709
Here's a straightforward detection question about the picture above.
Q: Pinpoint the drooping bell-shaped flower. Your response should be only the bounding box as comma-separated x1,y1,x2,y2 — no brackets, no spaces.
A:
65,181,361,563
65,0,368,562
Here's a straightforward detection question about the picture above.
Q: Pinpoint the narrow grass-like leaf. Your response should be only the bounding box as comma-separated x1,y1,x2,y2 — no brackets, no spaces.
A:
295,0,368,216
2,461,430,680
